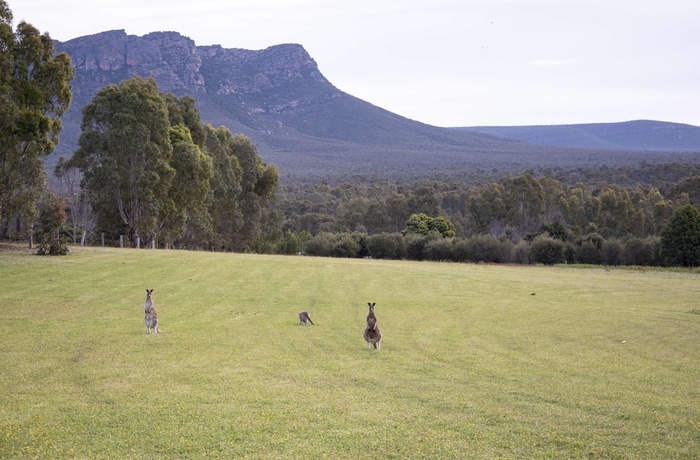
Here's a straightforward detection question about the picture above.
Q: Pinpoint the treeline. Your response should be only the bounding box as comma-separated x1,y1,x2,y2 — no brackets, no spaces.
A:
275,169,700,239
272,168,700,266
290,230,666,266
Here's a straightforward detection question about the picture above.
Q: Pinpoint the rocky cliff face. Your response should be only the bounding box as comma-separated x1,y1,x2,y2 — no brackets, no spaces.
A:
56,29,336,106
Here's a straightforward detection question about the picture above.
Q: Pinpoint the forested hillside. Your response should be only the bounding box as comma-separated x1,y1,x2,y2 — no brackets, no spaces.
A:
52,30,700,182
459,120,700,152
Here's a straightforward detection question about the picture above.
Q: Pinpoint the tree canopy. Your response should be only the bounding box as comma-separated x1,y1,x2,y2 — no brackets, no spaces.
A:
660,204,700,266
68,76,277,250
0,0,74,237
70,77,175,245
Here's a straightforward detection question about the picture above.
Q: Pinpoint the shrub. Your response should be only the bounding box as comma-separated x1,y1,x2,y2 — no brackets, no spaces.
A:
304,232,336,257
511,240,530,264
601,239,624,266
453,234,504,263
529,235,565,265
330,233,362,258
404,233,439,261
366,233,405,259
35,191,69,256
425,237,455,261
574,241,602,264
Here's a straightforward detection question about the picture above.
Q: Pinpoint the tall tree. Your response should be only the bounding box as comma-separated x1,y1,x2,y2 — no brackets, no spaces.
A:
660,204,700,266
159,124,213,247
466,182,507,234
0,1,73,237
69,77,174,246
503,173,545,232
228,134,278,251
204,125,243,250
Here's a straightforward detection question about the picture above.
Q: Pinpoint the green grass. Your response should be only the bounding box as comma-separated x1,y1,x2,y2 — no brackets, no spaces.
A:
1,245,699,459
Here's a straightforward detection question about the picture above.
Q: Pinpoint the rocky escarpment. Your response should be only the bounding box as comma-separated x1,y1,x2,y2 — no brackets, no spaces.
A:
56,29,338,107
56,30,205,96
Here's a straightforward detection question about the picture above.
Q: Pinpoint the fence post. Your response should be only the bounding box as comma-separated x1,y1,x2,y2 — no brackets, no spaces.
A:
137,237,140,249
81,231,86,247
28,234,33,249
120,235,124,248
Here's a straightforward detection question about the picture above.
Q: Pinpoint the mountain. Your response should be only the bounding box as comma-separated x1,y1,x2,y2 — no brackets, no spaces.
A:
52,30,700,182
457,121,700,152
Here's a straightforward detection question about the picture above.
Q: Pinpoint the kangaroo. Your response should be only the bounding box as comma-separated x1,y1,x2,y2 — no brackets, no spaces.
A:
299,311,315,325
363,302,381,350
144,289,159,334
366,302,377,330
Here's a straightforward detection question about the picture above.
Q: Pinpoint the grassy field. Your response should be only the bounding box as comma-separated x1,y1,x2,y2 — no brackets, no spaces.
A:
1,245,699,459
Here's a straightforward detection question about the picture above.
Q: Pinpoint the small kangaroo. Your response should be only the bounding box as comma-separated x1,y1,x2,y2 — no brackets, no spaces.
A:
144,289,159,334
299,311,315,325
363,302,381,350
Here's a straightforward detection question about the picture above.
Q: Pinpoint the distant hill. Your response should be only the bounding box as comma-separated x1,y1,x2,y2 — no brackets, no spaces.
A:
457,121,700,152
51,30,700,182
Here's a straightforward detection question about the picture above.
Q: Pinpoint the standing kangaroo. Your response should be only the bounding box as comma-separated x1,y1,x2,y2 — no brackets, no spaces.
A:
144,289,159,334
363,302,382,350
299,311,315,325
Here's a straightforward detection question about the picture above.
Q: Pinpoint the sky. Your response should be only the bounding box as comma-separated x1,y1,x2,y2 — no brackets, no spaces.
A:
9,0,700,128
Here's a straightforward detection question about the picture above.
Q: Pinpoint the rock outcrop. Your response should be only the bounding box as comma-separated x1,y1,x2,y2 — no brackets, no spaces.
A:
56,29,336,105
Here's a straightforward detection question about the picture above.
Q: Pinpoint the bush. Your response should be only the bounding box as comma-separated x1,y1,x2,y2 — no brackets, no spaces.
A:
366,233,405,259
529,235,565,265
601,239,623,266
404,233,439,261
304,232,336,257
574,240,603,264
330,233,362,258
35,191,69,256
620,236,662,266
452,234,504,263
511,240,530,264
425,237,455,261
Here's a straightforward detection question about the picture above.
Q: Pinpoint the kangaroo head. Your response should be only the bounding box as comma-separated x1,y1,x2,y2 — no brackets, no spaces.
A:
368,302,375,313
146,289,153,299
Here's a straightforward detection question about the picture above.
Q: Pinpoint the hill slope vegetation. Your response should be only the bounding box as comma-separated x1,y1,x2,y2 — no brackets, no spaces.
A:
52,30,700,181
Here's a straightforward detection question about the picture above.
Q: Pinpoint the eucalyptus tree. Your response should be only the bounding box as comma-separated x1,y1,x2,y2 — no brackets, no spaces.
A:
660,204,700,266
159,124,213,247
69,77,175,246
203,125,243,250
0,1,73,237
227,134,279,251
503,173,545,232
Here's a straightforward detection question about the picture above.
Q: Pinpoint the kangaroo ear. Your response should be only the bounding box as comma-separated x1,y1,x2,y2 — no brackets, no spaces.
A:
371,302,376,307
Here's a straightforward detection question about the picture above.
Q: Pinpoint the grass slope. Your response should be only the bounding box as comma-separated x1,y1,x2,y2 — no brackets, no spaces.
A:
1,246,699,458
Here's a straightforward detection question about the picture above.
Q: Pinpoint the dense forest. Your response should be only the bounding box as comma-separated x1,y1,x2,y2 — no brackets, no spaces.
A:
269,164,700,266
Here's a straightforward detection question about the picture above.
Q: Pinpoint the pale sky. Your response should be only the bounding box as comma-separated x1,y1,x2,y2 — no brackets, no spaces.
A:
9,0,700,127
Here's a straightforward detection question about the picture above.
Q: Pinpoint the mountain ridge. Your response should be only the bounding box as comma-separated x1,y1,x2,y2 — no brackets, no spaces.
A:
51,30,700,182
458,120,700,152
